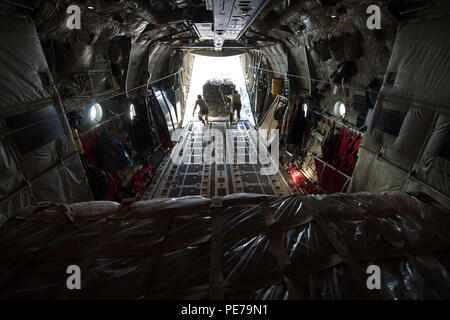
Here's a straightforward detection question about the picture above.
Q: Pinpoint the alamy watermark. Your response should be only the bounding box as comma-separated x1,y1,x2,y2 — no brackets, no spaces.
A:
66,264,81,290
66,4,382,31
366,264,381,290
170,128,279,176
66,5,81,30
64,262,382,291
366,4,381,30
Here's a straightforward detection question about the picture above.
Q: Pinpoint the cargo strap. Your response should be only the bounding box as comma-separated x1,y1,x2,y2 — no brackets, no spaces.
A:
0,205,69,293
133,214,173,298
260,200,304,299
341,194,450,299
303,197,378,299
209,207,224,299
113,197,136,219
344,134,362,174
61,198,138,299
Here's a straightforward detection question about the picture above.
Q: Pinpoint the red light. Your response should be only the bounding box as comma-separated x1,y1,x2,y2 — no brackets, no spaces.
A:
290,169,304,185
291,171,301,178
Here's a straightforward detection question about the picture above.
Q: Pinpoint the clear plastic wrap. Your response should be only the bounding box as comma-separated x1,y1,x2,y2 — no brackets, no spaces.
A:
0,192,449,299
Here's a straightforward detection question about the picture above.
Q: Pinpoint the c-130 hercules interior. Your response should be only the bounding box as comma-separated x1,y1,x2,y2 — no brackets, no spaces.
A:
0,0,449,301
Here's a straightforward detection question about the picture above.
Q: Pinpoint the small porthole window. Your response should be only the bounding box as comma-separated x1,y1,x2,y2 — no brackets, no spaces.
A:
130,103,136,119
89,103,103,122
302,103,308,117
334,101,346,117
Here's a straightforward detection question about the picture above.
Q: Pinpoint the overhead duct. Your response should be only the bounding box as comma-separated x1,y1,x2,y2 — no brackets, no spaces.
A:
193,0,270,51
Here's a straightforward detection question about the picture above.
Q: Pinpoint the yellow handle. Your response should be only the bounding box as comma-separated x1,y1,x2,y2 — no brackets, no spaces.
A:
71,128,84,154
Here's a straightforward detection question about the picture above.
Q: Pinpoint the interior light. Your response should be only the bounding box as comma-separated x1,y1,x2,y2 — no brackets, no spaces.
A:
90,105,96,119
88,6,95,10
334,101,346,117
303,103,308,117
331,15,337,18
130,103,136,119
89,103,102,122
339,103,346,116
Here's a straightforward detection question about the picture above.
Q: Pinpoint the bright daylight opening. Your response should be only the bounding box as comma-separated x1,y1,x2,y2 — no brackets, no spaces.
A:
183,54,253,126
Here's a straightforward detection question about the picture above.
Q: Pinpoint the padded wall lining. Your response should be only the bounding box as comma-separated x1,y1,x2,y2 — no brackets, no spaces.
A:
0,15,92,224
350,16,450,206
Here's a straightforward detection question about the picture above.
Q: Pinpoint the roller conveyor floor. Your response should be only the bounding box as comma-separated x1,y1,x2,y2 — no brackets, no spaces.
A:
144,120,296,199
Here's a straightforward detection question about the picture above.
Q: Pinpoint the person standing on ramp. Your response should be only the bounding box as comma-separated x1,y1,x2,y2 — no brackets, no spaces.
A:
223,89,241,126
193,94,209,126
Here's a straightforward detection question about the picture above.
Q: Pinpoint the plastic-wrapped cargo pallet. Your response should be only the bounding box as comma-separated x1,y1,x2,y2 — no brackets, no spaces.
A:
0,192,449,299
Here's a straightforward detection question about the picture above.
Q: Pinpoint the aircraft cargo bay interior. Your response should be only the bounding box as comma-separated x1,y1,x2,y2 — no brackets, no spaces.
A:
0,0,449,302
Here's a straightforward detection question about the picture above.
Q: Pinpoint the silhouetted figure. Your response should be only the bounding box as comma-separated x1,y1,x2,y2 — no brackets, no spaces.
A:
224,90,241,125
193,94,209,126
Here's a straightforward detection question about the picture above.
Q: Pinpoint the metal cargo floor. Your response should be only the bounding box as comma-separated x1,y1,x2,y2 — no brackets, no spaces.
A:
144,120,296,199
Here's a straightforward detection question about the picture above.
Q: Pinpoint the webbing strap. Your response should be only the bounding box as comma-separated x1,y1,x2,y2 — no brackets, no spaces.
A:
341,128,352,154
111,197,136,220
345,134,362,173
404,196,450,242
341,195,450,299
302,197,378,299
0,206,69,293
347,133,361,157
62,198,137,299
3,212,315,263
333,127,351,169
260,200,304,299
132,214,173,298
209,207,224,299
336,127,347,158
60,220,118,300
